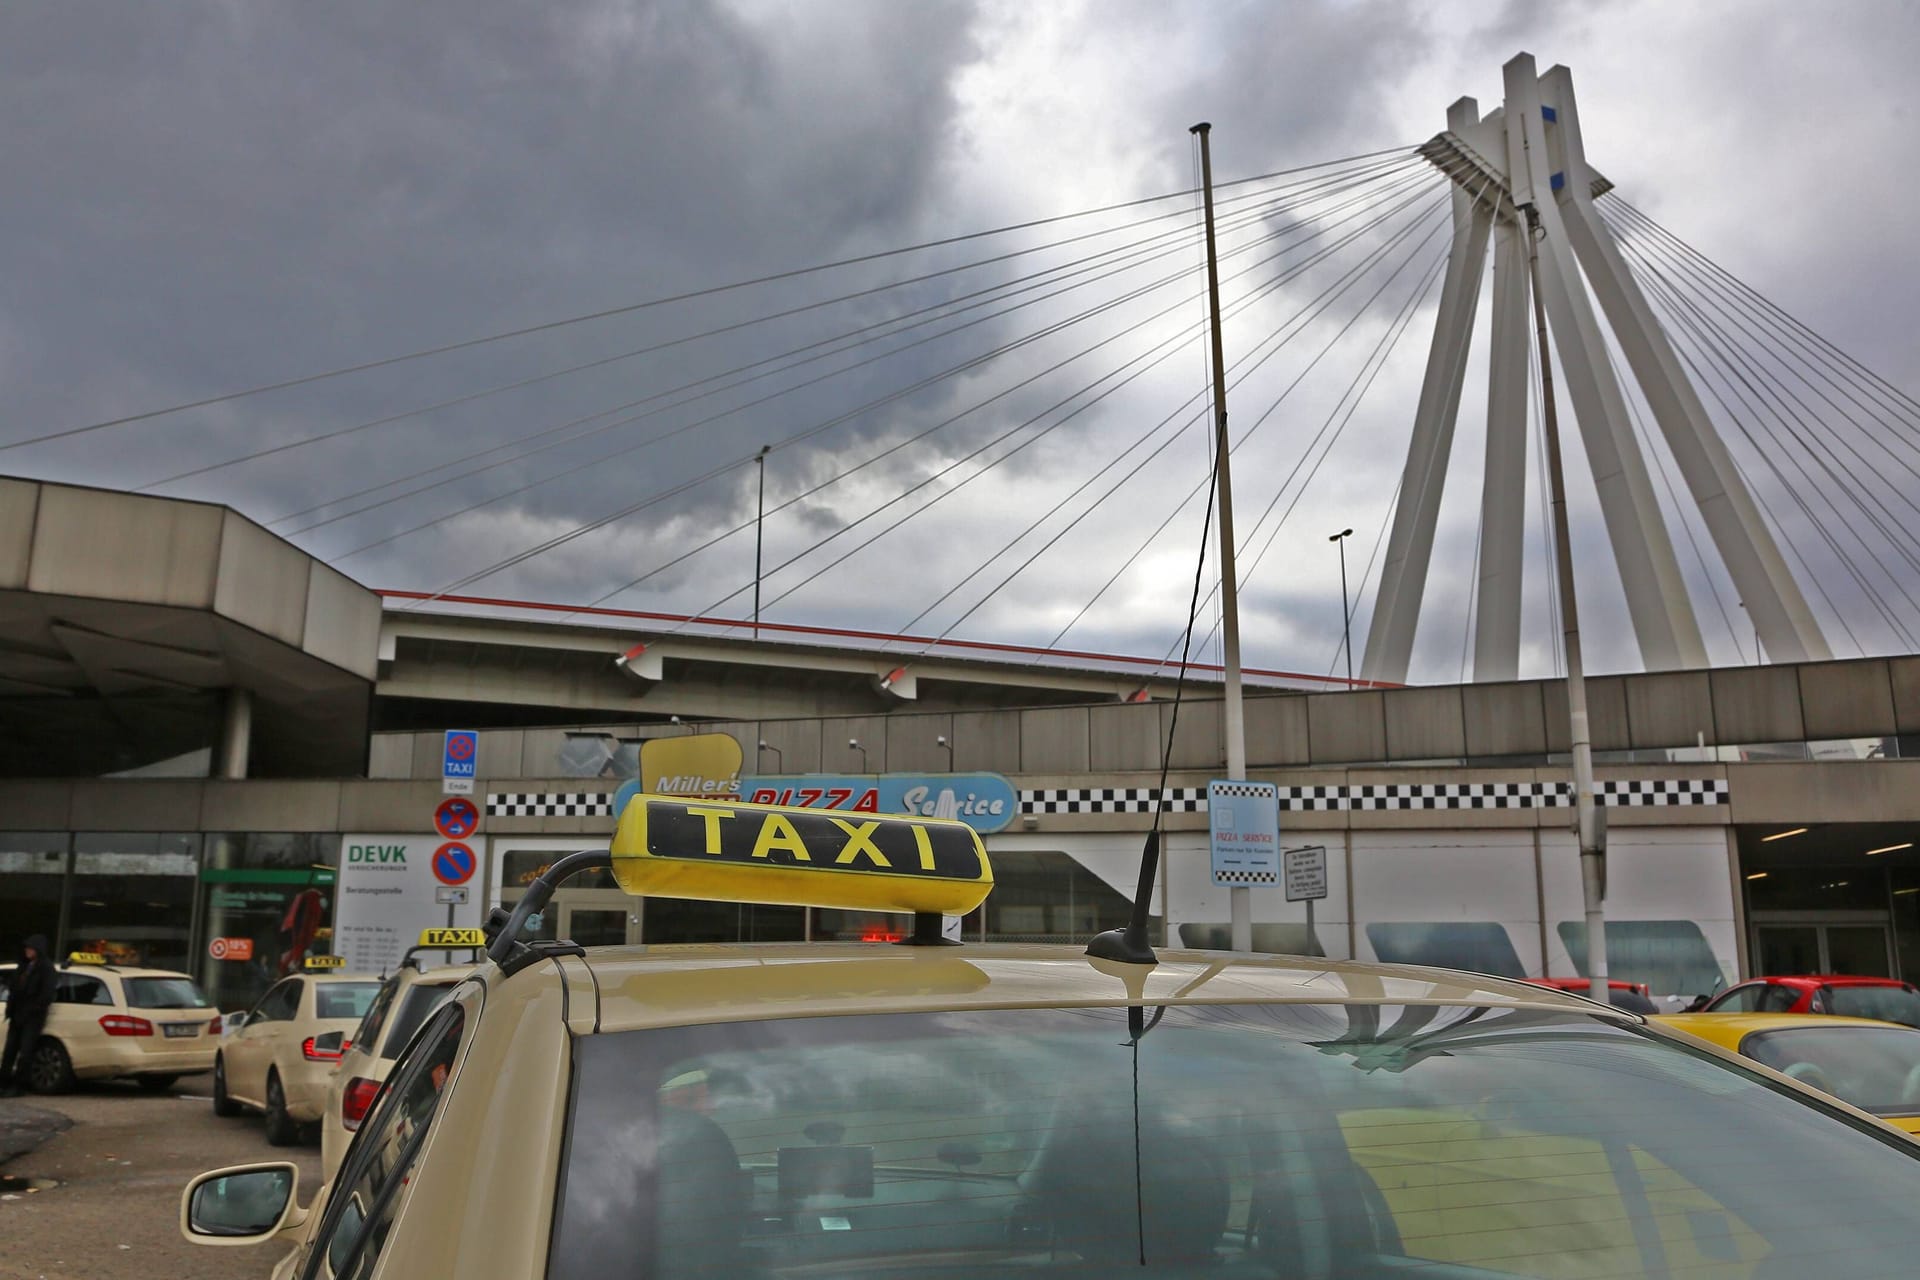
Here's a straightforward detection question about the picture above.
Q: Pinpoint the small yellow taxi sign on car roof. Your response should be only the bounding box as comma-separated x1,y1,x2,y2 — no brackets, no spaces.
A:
66,951,107,966
418,927,487,948
303,954,347,970
611,793,993,916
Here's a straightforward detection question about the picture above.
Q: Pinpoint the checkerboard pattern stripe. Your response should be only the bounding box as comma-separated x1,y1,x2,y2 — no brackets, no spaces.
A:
1016,778,1727,814
487,792,612,817
1213,868,1281,884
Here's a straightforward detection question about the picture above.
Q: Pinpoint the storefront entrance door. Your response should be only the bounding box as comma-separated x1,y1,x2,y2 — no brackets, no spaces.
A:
1754,916,1894,976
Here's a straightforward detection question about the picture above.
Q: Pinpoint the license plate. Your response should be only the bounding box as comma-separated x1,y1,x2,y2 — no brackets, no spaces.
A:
163,1023,199,1038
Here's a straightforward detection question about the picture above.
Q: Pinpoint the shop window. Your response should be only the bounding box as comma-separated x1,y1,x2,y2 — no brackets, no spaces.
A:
1365,922,1527,977
0,833,67,958
499,847,616,891
70,833,200,973
1558,921,1726,999
199,833,341,1013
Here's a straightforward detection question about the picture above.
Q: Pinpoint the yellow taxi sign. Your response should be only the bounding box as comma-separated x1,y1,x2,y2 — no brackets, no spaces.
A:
303,954,347,970
611,794,993,916
417,927,487,948
66,951,108,966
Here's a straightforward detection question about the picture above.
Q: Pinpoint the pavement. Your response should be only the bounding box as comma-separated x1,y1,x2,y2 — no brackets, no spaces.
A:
0,1076,321,1280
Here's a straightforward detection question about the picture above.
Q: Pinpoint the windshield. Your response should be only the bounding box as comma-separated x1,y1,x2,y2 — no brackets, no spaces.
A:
549,1003,1920,1279
315,982,380,1020
1743,1025,1920,1114
1824,984,1920,1027
121,977,211,1009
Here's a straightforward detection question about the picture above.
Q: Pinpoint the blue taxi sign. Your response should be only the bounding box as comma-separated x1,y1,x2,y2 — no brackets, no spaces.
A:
610,793,993,916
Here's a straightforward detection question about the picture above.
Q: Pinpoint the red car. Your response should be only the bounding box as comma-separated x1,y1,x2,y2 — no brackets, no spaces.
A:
1700,975,1920,1026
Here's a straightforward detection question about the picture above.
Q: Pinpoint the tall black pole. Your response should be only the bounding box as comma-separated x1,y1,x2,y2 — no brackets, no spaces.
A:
1330,528,1354,686
754,445,770,637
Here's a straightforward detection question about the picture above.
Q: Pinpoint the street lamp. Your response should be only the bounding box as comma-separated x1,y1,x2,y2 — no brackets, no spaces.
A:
1329,528,1354,687
848,738,868,772
936,734,953,771
754,445,772,638
757,739,783,772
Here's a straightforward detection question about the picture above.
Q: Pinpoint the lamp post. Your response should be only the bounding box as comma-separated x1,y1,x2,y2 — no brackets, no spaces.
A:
757,739,783,772
936,734,953,771
754,445,771,638
1330,528,1354,687
848,738,868,772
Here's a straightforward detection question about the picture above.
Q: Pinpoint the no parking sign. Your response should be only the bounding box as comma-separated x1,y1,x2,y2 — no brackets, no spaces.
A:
432,841,477,887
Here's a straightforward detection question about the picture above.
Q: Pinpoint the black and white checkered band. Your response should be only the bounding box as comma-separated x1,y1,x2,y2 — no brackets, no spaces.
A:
1021,787,1207,814
486,792,611,817
484,779,1727,819
1017,778,1727,814
1213,868,1281,884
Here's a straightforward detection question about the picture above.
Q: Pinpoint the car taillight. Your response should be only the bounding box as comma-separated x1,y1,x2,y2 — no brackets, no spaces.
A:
98,1015,153,1037
342,1077,382,1131
207,1014,222,1036
303,1036,347,1063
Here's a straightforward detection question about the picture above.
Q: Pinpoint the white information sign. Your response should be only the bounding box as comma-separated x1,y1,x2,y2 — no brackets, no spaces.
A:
1284,845,1329,902
1208,780,1281,887
336,834,484,974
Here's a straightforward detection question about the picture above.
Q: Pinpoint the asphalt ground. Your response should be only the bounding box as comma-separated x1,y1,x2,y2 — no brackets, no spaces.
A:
0,1075,321,1280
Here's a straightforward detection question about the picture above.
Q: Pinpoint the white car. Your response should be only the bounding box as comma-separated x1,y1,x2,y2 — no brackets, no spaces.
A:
1,952,217,1093
211,962,379,1145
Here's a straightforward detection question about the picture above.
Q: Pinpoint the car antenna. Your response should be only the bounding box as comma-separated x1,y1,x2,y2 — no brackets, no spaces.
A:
1085,357,1224,968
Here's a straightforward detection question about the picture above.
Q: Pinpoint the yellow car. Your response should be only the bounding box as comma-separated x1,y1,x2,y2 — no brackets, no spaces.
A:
211,959,380,1146
181,797,1920,1279
318,931,480,1179
1656,1011,1920,1136
1,952,216,1093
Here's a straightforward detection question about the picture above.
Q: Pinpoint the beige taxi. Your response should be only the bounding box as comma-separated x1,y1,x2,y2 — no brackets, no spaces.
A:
318,930,480,1177
181,797,1920,1279
1,952,216,1093
211,958,380,1145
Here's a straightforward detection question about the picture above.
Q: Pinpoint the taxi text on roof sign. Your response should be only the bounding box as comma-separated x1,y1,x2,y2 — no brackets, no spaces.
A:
303,954,347,969
417,927,488,948
611,793,993,916
67,951,107,966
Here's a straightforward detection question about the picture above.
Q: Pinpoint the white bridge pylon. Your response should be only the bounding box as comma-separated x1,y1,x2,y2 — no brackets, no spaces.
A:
1360,53,1830,683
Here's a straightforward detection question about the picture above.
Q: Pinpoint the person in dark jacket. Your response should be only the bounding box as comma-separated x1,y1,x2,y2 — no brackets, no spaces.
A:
2,934,55,1096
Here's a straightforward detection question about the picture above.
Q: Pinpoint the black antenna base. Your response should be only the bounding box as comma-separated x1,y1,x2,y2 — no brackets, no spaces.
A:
1084,926,1157,966
896,911,962,946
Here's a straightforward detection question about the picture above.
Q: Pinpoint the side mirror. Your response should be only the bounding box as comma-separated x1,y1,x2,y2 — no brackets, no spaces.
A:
311,1030,345,1056
224,1011,250,1033
180,1163,305,1246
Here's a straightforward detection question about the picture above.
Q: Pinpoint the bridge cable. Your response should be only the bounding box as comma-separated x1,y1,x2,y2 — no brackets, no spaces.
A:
285,158,1423,538
369,168,1440,584
0,146,1418,455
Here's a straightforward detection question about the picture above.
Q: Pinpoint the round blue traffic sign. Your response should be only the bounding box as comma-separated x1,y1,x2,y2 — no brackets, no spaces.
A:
432,841,476,886
434,797,479,840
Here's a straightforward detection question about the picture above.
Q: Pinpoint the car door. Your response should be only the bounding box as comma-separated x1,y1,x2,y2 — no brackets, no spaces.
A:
228,978,302,1106
47,971,114,1070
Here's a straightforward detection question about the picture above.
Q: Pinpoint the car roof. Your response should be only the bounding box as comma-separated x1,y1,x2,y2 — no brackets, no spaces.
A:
1656,1012,1914,1044
61,964,196,981
571,942,1615,1034
1747,975,1911,987
307,971,382,983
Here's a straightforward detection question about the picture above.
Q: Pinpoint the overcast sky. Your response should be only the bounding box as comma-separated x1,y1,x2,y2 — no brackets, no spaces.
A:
4,0,1918,684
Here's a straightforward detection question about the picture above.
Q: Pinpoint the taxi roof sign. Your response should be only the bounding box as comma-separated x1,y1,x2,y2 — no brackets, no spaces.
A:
303,954,347,970
417,927,487,949
611,794,993,917
66,951,108,966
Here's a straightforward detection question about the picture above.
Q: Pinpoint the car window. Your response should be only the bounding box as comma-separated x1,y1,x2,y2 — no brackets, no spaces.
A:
54,974,110,1005
379,982,459,1060
350,979,402,1056
315,982,380,1021
1824,984,1920,1027
1760,984,1801,1012
1744,1025,1920,1114
304,1001,467,1280
1711,983,1765,1012
122,977,211,1009
253,979,302,1023
549,1004,1920,1280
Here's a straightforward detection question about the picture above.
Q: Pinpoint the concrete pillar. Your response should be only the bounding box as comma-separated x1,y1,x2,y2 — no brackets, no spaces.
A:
217,687,252,780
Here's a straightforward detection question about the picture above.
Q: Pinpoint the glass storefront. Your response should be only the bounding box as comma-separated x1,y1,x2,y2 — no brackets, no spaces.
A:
0,831,344,1012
